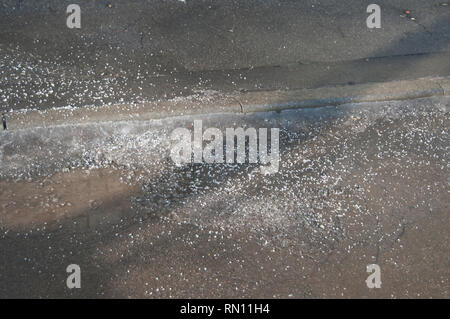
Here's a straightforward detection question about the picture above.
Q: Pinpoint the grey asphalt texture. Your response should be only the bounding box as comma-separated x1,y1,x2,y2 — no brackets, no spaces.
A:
1,0,449,110
0,1,449,299
0,96,449,298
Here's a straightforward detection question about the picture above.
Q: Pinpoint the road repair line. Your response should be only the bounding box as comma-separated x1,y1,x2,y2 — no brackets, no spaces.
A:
2,76,450,131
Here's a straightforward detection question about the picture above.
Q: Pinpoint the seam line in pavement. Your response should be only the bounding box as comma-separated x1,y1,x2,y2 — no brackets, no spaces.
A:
3,76,450,131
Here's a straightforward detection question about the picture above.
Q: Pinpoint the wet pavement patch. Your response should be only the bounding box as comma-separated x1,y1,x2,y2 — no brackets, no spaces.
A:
0,96,449,297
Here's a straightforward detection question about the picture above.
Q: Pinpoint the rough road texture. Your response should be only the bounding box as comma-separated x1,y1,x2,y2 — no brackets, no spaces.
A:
0,96,448,298
1,0,450,111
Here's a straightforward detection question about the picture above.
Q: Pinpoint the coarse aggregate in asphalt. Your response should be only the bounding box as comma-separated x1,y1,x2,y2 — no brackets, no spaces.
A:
1,0,450,111
0,96,448,298
1,0,450,300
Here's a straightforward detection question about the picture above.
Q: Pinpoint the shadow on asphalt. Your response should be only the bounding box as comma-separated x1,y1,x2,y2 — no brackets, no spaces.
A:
0,3,449,298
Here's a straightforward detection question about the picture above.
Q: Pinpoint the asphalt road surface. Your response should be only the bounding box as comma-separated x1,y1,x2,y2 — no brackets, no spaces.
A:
0,96,449,298
0,1,449,299
1,0,450,110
